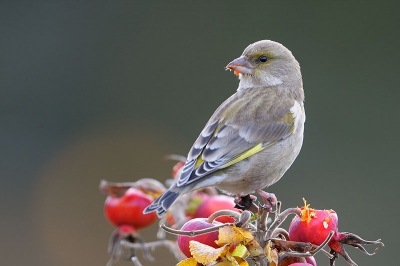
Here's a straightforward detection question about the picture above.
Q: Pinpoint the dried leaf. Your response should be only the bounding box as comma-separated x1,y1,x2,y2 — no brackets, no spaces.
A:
246,239,263,257
134,178,166,198
189,240,229,264
176,257,197,266
270,238,314,253
216,225,254,246
99,179,166,199
277,257,301,266
265,241,279,266
225,251,240,266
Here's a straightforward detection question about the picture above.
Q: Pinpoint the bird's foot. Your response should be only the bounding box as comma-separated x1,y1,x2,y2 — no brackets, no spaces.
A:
255,189,277,212
234,194,256,209
234,194,258,213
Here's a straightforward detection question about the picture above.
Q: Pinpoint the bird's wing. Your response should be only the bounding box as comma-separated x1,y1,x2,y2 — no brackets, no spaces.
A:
176,89,299,187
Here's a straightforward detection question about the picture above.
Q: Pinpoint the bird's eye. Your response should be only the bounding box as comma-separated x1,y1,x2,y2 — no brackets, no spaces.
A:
258,56,268,62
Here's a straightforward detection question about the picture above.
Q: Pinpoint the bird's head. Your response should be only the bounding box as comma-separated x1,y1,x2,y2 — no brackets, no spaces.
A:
226,40,302,91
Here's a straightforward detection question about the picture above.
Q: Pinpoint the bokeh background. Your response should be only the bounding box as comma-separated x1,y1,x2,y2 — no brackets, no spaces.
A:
1,1,398,265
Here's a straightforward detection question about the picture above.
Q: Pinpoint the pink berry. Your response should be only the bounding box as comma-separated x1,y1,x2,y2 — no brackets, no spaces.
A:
177,218,222,258
305,256,317,266
289,200,338,246
194,195,239,223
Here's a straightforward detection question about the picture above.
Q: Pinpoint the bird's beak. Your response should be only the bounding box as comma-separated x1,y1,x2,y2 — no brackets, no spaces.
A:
226,56,254,76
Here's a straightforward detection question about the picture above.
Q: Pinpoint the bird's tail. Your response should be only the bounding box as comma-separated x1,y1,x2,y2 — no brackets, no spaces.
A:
143,184,183,217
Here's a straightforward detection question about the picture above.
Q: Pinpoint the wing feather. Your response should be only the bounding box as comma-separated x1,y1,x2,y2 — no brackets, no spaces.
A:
176,87,298,187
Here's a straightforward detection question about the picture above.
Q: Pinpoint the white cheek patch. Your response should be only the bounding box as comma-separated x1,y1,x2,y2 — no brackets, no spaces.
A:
262,74,283,86
238,74,283,91
237,75,254,90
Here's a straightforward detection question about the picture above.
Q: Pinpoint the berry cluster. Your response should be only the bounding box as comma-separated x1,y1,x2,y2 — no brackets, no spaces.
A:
100,157,383,266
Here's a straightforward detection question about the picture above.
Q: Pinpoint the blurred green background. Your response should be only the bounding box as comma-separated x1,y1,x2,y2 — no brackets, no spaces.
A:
1,1,398,265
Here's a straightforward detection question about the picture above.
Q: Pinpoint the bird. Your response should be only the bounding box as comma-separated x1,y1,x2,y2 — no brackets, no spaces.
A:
144,40,305,217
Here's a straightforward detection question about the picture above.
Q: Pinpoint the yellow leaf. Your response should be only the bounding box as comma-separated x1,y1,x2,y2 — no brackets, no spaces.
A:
225,248,241,266
239,260,249,266
216,225,254,246
265,241,278,266
210,246,250,266
189,240,229,265
246,239,263,257
215,257,249,266
214,260,240,266
176,257,197,266
237,257,250,266
214,261,234,266
230,244,249,259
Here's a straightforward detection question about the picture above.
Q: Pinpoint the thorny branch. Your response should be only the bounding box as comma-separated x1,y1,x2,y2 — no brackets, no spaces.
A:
272,231,335,261
265,207,302,241
159,198,333,266
110,192,383,266
161,222,234,237
207,210,241,224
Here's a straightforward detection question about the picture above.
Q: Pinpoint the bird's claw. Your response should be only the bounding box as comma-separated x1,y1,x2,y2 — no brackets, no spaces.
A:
256,189,277,213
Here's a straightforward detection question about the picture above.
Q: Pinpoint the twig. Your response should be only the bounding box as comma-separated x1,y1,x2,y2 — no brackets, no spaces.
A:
121,239,184,262
310,231,334,256
247,201,260,214
277,231,335,262
271,227,289,240
265,207,301,241
160,223,234,236
134,234,155,261
131,257,143,266
273,201,282,221
207,210,241,224
258,206,269,232
99,179,166,198
236,210,252,227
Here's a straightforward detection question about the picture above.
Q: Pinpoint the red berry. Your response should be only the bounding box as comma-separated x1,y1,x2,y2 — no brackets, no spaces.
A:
289,200,383,266
118,224,137,235
305,256,317,266
288,263,314,266
177,218,222,258
289,200,338,246
172,161,185,179
105,188,157,229
185,192,210,218
194,195,239,223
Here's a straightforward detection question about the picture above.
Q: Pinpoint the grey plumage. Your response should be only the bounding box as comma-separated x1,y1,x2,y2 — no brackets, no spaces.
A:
144,40,305,217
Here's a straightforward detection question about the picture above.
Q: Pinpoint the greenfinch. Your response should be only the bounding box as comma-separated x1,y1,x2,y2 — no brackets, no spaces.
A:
144,40,305,217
